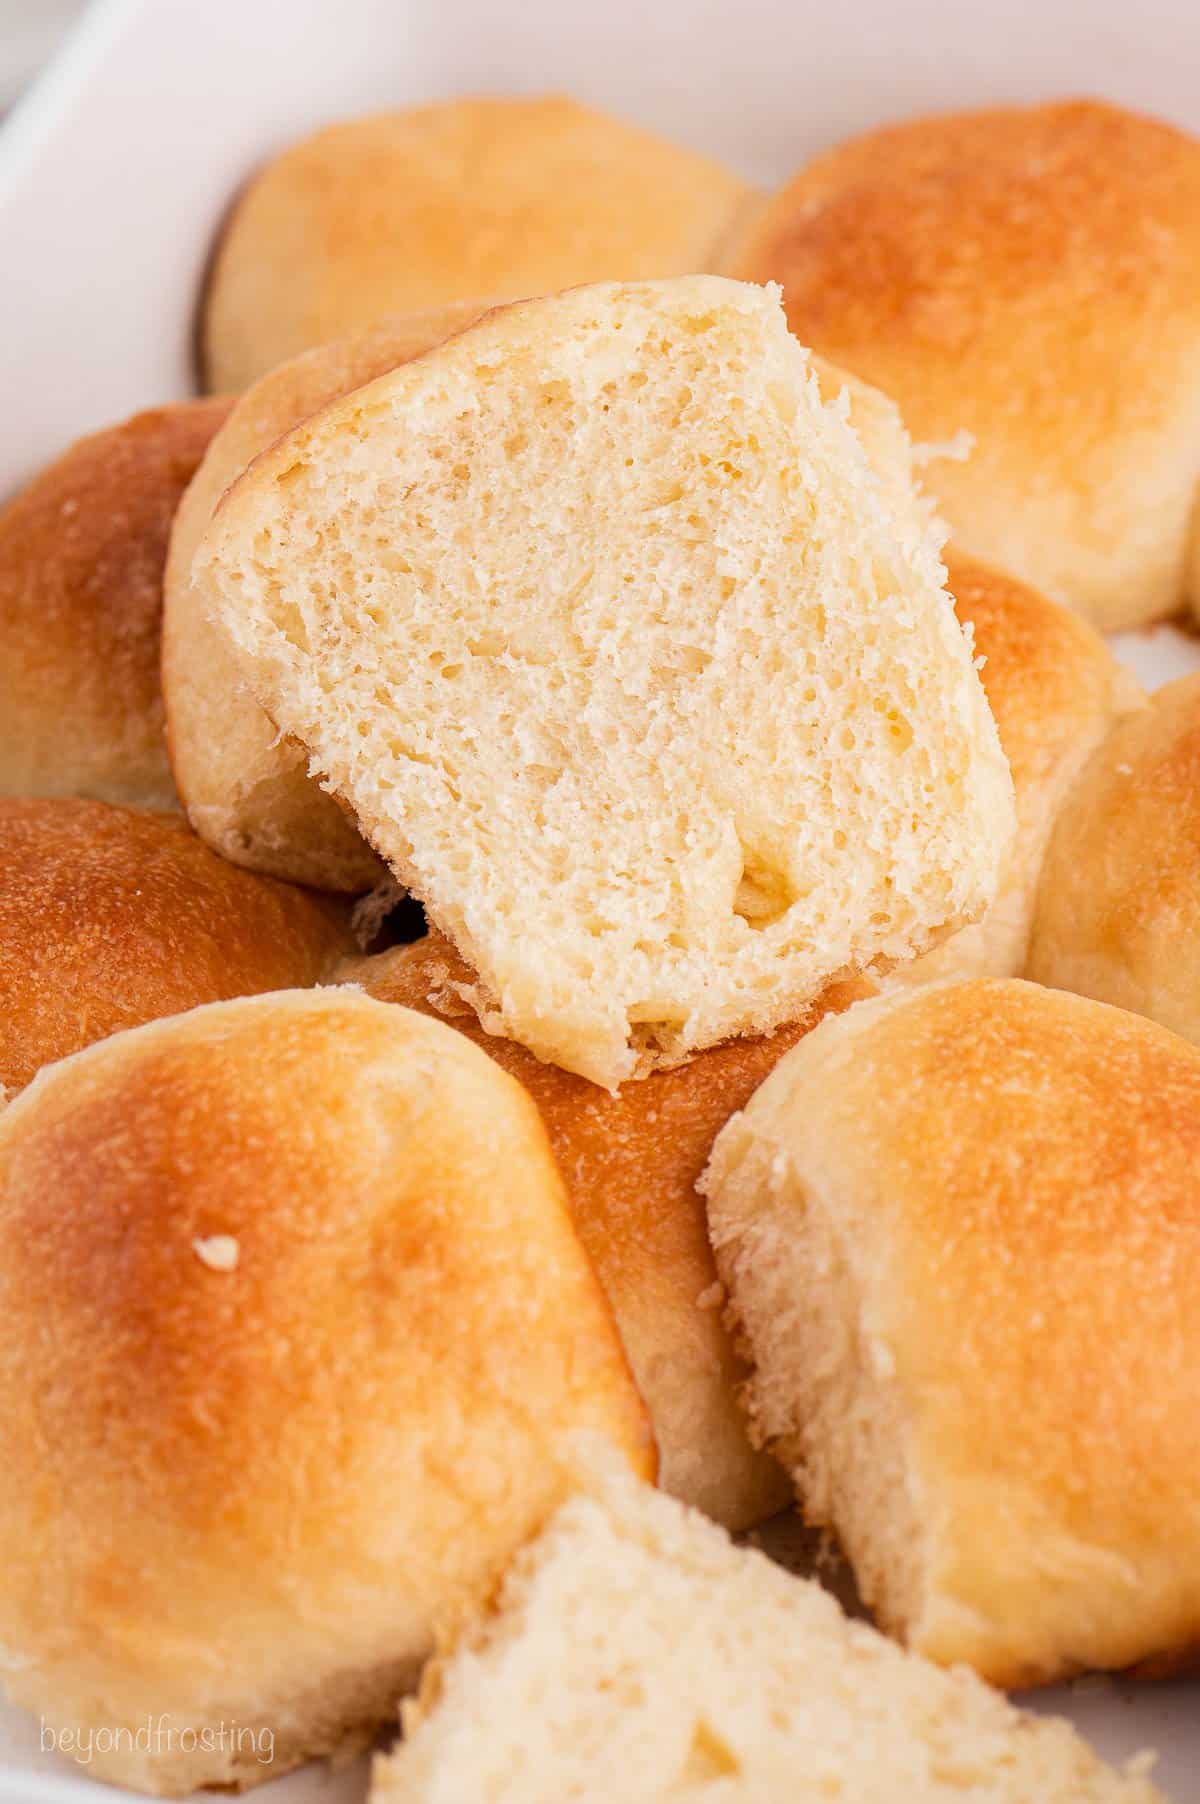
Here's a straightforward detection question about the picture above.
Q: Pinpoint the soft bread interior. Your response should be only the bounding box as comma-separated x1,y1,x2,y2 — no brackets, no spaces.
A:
701,1052,931,1641
372,1465,1160,1804
198,277,1012,1087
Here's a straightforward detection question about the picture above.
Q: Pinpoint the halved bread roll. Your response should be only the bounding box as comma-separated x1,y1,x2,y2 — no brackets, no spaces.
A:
703,979,1200,1688
165,303,485,891
0,797,353,1093
196,277,1013,1087
1028,672,1200,1039
0,398,229,809
0,991,652,1795
341,930,872,1529
166,316,906,895
724,100,1200,630
203,96,752,392
373,1464,1161,1803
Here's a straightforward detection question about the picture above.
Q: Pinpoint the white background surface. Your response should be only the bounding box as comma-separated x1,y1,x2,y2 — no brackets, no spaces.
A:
0,1,1198,1798
0,0,81,113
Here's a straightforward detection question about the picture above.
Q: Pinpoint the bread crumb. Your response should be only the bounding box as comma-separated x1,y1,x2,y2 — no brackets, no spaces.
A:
192,1234,240,1272
696,1282,725,1310
911,428,974,466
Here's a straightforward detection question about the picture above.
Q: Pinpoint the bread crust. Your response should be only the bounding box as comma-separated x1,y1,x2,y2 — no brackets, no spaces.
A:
0,399,229,808
1028,672,1200,1039
890,551,1141,986
705,979,1200,1687
0,797,354,1093
724,100,1200,630
203,95,752,392
0,990,653,1793
164,304,486,890
342,930,874,1528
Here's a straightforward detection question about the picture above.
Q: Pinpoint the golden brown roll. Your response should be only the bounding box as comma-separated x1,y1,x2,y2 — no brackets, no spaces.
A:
203,95,752,392
0,989,653,1795
893,552,1140,987
0,797,354,1093
0,399,230,808
342,929,871,1530
704,979,1200,1689
1028,673,1200,1039
724,100,1200,630
164,304,485,891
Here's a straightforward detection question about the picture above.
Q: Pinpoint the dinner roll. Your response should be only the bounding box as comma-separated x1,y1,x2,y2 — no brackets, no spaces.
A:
165,304,483,891
196,277,1012,1088
893,553,1140,987
342,931,873,1527
374,1464,1161,1804
724,100,1200,630
703,979,1200,1688
1028,673,1200,1039
0,399,229,808
0,797,353,1093
203,95,751,392
0,990,652,1795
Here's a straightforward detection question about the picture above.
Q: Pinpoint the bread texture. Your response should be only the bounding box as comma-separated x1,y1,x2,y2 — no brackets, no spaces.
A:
372,1464,1161,1804
342,930,874,1528
203,95,752,392
0,990,653,1795
1028,673,1200,1040
0,797,353,1092
892,553,1141,987
0,399,229,808
165,322,961,909
165,303,485,890
196,277,1013,1087
703,979,1200,1688
724,99,1200,630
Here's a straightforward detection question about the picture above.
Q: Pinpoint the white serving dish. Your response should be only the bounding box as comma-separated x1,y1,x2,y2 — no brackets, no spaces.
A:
0,0,1197,1796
